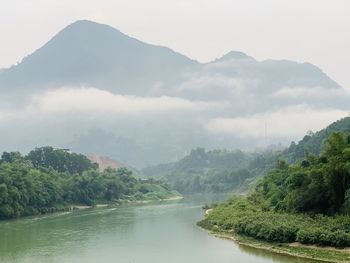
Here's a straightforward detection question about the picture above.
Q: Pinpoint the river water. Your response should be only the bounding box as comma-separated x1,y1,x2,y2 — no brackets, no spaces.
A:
0,195,315,263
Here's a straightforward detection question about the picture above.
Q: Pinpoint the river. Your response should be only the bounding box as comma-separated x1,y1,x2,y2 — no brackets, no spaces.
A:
0,195,316,263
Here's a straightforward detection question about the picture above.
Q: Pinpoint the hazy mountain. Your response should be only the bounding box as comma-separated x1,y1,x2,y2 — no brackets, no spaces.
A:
142,147,277,194
0,20,197,98
143,117,350,194
0,20,339,99
0,20,348,168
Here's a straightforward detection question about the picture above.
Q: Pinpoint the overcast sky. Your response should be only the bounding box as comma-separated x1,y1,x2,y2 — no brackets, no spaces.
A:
0,0,349,89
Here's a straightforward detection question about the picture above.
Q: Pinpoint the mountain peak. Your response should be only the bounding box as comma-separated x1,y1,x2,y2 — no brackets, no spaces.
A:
63,19,121,32
218,51,255,61
51,19,127,43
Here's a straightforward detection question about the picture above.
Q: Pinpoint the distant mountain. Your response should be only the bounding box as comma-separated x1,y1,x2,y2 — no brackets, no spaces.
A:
207,51,340,93
0,20,340,99
0,20,197,97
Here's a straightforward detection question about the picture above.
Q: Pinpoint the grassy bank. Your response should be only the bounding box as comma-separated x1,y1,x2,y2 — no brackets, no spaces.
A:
201,228,349,263
198,198,350,262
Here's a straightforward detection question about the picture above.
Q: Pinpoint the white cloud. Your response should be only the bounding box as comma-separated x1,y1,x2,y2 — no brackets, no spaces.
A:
36,87,216,113
272,86,348,99
176,75,245,93
205,105,349,139
0,87,218,119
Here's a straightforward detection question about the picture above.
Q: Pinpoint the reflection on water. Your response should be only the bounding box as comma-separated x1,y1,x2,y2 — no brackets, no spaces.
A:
0,195,316,263
238,243,319,263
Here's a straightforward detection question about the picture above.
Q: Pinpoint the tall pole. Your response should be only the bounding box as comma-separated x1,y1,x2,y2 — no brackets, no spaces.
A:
264,121,267,148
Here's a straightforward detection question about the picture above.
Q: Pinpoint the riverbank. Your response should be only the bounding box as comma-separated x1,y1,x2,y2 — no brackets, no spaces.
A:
198,208,350,263
200,225,350,263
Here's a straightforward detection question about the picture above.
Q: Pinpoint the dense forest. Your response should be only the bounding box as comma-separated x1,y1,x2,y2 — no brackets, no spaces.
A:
0,147,177,219
143,148,277,194
199,131,350,248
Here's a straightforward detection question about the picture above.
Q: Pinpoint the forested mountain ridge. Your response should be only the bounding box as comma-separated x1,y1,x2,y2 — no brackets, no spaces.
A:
144,117,350,195
284,116,350,162
0,146,178,219
142,148,277,194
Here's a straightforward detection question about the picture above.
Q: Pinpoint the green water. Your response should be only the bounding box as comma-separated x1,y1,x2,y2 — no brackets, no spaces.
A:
0,196,315,263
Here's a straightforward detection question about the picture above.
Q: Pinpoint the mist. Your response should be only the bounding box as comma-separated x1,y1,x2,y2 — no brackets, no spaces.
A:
0,20,349,168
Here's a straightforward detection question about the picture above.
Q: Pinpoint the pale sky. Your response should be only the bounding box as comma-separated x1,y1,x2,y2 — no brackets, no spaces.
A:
0,0,349,89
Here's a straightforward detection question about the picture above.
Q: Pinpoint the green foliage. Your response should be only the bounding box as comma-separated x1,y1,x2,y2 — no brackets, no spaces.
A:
0,148,177,219
284,117,350,162
26,146,97,174
200,131,350,248
143,148,278,194
255,132,350,215
200,198,350,247
0,160,64,218
296,228,350,247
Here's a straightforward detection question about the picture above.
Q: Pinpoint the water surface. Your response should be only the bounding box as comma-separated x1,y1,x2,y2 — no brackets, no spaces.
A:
0,196,316,263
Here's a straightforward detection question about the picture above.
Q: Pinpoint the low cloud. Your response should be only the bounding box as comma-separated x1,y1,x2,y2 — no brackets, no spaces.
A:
33,87,216,114
205,105,348,140
0,87,218,119
272,86,348,100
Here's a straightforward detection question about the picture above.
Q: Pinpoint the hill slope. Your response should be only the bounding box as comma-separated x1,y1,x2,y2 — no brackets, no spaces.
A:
284,116,350,162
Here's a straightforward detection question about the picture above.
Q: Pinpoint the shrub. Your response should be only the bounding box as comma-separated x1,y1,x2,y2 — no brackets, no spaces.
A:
202,197,350,247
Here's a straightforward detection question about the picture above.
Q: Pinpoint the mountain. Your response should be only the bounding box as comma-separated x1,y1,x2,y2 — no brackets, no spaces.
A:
0,20,340,99
207,52,340,93
0,20,197,97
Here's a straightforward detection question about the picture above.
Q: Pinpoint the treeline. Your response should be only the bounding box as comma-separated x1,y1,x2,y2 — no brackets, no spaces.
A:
255,132,350,215
199,132,350,248
283,116,350,162
0,147,177,219
143,148,277,194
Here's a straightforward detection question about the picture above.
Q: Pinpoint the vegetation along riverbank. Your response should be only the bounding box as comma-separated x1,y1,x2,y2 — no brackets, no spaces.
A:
198,131,350,262
0,146,179,220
